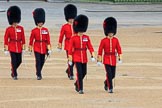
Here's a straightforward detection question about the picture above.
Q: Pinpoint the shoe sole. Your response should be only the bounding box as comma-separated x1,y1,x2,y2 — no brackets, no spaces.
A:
12,77,18,80
78,90,84,94
37,76,42,80
13,78,18,80
109,89,113,93
69,76,74,80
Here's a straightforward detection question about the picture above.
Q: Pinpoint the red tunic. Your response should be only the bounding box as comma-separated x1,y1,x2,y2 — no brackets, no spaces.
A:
98,36,122,66
4,25,25,53
68,34,94,63
58,23,73,50
29,27,51,54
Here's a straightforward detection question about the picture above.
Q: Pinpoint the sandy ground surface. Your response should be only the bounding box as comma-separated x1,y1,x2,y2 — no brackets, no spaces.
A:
0,1,162,108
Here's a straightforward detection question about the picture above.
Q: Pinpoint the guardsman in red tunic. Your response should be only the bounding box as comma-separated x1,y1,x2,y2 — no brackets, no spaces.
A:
97,17,122,93
29,8,52,80
4,6,26,80
68,15,95,94
57,4,77,80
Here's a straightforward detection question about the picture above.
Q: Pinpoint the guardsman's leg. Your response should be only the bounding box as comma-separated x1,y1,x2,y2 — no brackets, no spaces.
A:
34,52,42,80
10,52,18,79
104,64,113,93
16,53,22,70
75,62,84,94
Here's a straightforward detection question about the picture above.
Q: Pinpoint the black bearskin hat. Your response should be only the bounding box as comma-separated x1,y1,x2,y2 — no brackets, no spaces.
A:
73,14,88,33
33,8,45,25
103,17,117,36
7,6,21,25
64,4,77,21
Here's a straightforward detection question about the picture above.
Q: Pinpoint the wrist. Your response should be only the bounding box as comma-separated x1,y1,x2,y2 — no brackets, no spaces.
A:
4,48,8,51
91,52,95,58
58,43,62,49
47,45,51,50
28,45,32,52
118,54,122,60
22,44,26,50
68,55,72,61
4,45,8,51
97,55,102,62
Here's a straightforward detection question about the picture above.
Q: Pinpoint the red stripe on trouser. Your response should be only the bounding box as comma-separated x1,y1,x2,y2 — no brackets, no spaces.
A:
10,52,14,76
104,65,110,89
11,63,14,75
68,64,70,76
34,53,37,75
75,63,80,90
66,51,70,76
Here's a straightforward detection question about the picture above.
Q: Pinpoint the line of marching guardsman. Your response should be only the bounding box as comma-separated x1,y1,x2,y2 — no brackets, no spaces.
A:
3,4,122,94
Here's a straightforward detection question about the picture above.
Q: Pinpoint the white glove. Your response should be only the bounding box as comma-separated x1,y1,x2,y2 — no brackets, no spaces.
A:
48,50,52,55
22,50,26,55
91,57,96,62
57,48,62,52
118,60,123,64
68,61,73,66
97,62,102,66
4,50,9,56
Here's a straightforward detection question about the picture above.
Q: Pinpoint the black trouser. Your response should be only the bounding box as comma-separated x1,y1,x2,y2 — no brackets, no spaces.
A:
75,62,87,91
10,52,22,77
34,52,45,77
104,64,116,90
66,51,74,76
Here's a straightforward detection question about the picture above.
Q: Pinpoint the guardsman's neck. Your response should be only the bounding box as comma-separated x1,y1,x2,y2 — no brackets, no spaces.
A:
37,26,43,29
78,32,83,36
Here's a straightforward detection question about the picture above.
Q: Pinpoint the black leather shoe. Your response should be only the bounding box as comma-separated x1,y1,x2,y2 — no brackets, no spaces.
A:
104,81,108,91
65,69,70,78
78,90,84,94
13,76,18,80
11,73,17,80
37,76,42,80
69,76,74,80
109,89,113,93
74,82,79,92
